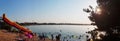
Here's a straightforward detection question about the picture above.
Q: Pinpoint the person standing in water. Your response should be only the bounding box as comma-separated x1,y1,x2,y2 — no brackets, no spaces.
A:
51,34,54,40
42,32,45,41
56,34,61,41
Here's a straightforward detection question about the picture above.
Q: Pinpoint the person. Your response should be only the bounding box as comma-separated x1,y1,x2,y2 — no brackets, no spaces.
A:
24,32,33,38
38,34,42,40
51,34,54,40
38,33,45,41
56,34,61,41
42,33,45,41
16,33,26,41
63,37,66,41
78,35,81,39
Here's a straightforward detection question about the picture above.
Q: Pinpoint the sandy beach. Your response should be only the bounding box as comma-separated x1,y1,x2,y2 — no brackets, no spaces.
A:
0,29,55,41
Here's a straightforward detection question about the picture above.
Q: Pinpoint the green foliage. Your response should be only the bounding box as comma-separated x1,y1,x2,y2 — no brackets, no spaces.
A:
84,0,120,41
11,28,19,33
0,22,12,31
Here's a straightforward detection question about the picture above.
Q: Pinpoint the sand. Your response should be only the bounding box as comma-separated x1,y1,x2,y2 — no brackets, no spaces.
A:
0,29,55,41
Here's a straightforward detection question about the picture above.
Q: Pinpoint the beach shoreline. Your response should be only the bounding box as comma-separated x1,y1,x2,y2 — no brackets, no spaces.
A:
0,29,55,41
0,30,55,41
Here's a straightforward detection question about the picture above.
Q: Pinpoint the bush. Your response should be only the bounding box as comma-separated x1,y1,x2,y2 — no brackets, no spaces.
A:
0,22,12,31
11,28,19,33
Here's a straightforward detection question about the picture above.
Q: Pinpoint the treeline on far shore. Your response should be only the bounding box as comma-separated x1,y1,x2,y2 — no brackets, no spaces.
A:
19,22,95,26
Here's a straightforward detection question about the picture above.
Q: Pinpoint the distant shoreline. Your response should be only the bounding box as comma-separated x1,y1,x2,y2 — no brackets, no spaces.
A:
19,23,93,26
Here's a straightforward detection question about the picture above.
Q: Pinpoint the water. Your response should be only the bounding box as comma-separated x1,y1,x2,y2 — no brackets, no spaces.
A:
25,25,96,41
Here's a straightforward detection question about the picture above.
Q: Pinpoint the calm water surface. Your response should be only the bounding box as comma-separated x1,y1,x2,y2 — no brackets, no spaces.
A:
25,25,96,41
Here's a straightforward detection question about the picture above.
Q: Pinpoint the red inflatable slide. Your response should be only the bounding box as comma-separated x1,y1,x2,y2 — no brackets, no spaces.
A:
2,14,33,38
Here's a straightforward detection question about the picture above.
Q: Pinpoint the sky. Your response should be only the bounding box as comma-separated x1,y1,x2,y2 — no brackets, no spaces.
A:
0,0,97,24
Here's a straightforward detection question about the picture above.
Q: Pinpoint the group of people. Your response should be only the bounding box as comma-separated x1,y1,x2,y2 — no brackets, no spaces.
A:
51,34,61,41
16,33,26,41
15,32,90,41
38,33,46,41
55,34,61,41
16,32,38,41
15,32,62,41
38,33,61,41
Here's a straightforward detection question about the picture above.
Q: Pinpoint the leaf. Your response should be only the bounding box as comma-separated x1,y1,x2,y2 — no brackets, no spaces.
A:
83,8,91,13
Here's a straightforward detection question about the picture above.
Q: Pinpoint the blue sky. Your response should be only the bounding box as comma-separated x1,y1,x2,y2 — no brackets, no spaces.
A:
0,0,97,23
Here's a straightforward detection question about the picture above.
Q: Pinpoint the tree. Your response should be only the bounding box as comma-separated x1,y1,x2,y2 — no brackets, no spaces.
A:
0,16,12,31
84,0,120,41
0,17,3,29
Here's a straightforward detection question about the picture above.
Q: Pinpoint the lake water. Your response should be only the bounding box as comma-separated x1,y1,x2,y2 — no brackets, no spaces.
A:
25,25,96,41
